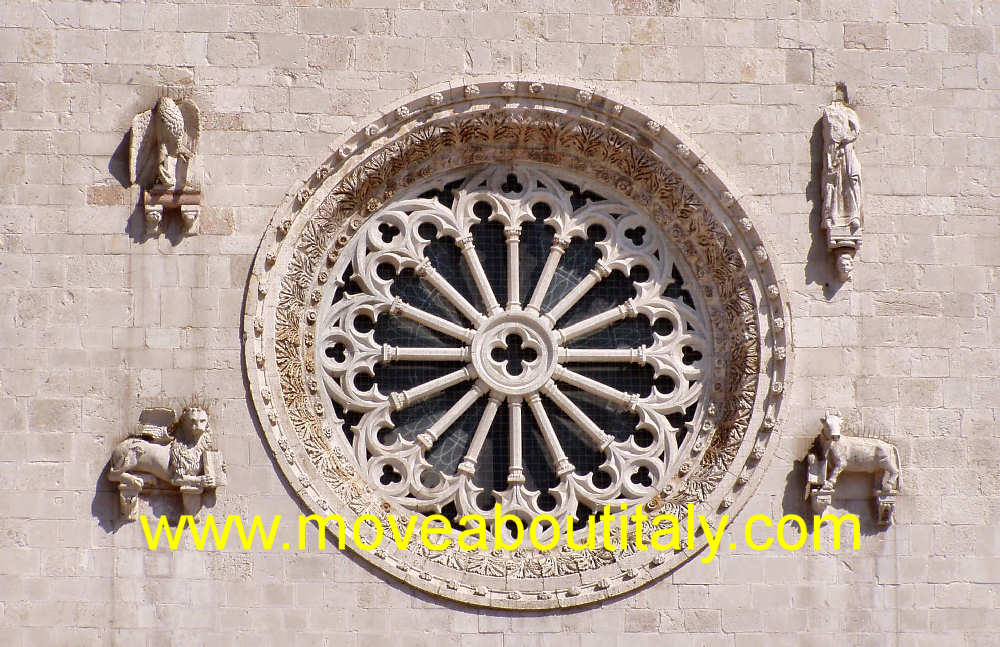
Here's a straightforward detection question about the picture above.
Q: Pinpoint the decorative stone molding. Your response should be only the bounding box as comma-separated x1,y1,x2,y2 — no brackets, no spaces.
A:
821,85,862,281
108,407,225,521
245,81,789,608
316,163,710,528
805,411,900,526
129,95,202,236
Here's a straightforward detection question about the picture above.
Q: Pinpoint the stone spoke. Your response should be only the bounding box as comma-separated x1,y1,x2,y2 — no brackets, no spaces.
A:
389,366,477,411
557,347,645,363
504,227,521,310
524,236,569,314
418,260,487,326
507,397,524,485
390,297,476,343
417,380,489,450
554,300,638,344
540,380,613,450
384,346,471,362
541,263,609,326
525,393,574,477
456,235,502,316
457,391,505,476
552,365,638,411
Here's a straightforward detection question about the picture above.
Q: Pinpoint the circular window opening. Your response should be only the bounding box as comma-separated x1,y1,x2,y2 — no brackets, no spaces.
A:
317,164,708,539
245,81,788,607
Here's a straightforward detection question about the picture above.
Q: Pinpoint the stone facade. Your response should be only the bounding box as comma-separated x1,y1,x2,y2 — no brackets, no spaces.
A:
1,0,999,644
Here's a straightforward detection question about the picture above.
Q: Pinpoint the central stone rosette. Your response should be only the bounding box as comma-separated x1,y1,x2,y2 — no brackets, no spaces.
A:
470,311,557,397
315,163,709,529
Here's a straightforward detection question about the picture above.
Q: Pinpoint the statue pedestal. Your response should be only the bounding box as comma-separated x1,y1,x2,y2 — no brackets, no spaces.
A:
809,486,835,516
874,489,897,526
117,484,141,522
143,185,201,236
826,224,860,253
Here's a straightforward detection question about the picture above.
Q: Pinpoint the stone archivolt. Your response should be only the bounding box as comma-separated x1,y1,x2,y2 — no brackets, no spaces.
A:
245,81,789,608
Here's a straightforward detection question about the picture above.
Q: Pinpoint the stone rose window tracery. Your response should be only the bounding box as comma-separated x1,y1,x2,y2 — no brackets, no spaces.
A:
318,164,709,535
246,81,789,608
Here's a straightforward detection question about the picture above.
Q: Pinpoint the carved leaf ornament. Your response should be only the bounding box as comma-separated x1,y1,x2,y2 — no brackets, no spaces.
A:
245,82,789,608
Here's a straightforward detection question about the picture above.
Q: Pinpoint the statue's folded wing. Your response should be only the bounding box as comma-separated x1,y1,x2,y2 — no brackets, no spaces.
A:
178,99,200,156
129,108,157,188
133,423,172,444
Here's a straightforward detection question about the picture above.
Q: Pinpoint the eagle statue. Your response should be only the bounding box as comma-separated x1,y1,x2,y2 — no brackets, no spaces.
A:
129,97,202,235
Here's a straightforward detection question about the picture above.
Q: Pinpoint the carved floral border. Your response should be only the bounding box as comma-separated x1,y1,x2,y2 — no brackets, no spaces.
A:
244,81,789,609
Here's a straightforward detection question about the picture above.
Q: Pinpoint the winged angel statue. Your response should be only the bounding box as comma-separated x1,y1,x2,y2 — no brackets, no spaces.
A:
129,96,202,235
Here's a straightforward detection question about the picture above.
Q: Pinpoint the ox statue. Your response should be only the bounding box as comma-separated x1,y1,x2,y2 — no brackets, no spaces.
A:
806,411,900,526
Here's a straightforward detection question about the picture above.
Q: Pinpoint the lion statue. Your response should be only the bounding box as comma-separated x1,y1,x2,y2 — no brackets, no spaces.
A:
108,407,224,521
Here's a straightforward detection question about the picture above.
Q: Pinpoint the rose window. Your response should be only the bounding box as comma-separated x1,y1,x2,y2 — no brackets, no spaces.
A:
247,81,788,607
317,164,708,532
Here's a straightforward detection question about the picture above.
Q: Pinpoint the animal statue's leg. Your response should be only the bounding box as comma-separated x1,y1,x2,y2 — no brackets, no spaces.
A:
157,143,175,186
882,462,899,492
116,471,145,490
826,455,844,489
114,470,145,521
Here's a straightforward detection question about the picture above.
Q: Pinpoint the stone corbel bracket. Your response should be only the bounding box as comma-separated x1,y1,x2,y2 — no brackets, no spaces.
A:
805,411,900,526
107,407,225,522
128,93,203,236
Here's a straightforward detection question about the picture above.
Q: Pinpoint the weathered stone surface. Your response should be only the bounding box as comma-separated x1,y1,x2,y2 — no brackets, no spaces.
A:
1,0,998,642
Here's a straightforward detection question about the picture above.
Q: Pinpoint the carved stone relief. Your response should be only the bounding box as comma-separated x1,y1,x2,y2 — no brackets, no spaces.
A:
805,411,899,526
821,85,863,281
129,96,202,236
108,407,225,521
244,81,789,607
318,164,709,531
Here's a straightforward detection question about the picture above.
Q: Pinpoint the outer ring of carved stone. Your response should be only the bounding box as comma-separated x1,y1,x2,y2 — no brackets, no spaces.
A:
244,80,790,609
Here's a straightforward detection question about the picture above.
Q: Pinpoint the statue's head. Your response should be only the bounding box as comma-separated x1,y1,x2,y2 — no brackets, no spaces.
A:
177,407,210,443
821,410,843,440
835,251,854,281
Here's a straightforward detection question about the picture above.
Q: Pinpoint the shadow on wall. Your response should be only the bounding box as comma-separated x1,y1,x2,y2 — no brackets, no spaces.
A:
91,461,119,534
804,116,844,301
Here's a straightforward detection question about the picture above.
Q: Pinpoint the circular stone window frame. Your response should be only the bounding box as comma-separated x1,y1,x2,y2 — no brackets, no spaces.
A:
244,79,791,609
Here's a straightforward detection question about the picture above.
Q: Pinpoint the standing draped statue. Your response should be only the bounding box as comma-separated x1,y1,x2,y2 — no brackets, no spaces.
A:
821,87,863,282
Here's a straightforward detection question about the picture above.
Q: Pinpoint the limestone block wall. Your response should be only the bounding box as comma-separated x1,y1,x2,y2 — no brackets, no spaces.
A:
1,0,998,644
